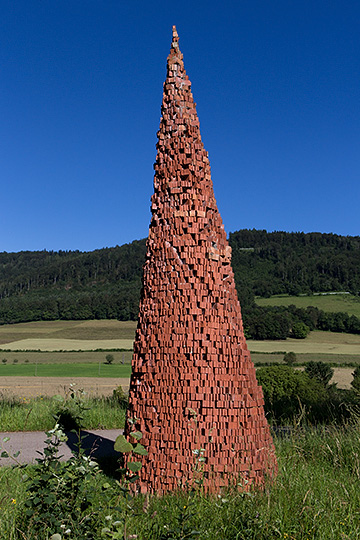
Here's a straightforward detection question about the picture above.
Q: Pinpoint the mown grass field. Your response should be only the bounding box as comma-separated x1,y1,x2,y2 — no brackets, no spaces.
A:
0,363,132,378
255,292,360,316
0,350,133,364
0,319,136,350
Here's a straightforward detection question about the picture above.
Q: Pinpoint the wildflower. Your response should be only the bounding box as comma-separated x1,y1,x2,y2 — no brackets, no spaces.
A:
11,498,16,504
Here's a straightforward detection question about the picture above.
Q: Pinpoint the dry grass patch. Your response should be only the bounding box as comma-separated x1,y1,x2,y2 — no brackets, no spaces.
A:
0,320,137,351
0,338,134,351
331,367,354,389
0,320,137,344
0,376,130,398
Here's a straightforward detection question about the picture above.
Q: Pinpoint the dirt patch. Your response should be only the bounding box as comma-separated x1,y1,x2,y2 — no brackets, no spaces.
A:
0,377,130,398
331,368,354,389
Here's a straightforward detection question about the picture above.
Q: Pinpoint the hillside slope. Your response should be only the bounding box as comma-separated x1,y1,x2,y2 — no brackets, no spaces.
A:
1,230,360,332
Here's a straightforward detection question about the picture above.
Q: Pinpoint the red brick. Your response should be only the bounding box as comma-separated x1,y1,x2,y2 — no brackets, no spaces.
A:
124,25,277,494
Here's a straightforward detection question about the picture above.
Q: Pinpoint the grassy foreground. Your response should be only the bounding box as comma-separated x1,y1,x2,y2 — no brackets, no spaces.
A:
0,392,127,432
0,423,359,539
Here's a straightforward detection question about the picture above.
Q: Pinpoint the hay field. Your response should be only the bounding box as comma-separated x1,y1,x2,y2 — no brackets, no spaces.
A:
0,350,133,364
255,293,360,316
0,376,130,398
0,320,136,351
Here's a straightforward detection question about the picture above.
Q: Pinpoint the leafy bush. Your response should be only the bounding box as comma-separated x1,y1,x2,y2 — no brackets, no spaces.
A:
105,354,114,365
256,365,328,422
52,386,89,431
19,425,101,538
291,321,310,339
255,364,356,424
304,361,334,387
351,365,360,392
112,385,128,408
283,351,297,366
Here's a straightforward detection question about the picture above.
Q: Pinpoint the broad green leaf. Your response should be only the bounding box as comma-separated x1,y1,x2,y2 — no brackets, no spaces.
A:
127,461,142,472
2,437,10,443
132,443,148,456
1,451,9,458
114,434,133,453
130,430,142,440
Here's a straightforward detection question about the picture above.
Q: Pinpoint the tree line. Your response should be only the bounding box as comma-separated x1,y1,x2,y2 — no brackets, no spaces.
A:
1,230,360,337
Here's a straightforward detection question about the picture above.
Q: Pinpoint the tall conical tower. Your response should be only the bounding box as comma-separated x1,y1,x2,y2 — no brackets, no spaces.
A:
125,26,277,493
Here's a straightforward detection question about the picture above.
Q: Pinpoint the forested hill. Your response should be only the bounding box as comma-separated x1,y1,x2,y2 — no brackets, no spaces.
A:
230,229,360,299
0,240,147,323
1,230,360,326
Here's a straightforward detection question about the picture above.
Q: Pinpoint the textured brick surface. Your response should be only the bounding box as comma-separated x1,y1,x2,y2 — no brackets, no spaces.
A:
124,26,277,493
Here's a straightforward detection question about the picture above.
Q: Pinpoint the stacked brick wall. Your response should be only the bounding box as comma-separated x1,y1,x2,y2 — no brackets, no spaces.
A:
124,26,277,493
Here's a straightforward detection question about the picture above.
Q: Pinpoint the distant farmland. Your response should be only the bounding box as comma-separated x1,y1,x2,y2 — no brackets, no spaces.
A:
0,320,136,351
256,293,360,317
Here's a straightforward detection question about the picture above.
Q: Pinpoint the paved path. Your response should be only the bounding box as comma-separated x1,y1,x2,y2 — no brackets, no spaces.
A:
0,429,123,465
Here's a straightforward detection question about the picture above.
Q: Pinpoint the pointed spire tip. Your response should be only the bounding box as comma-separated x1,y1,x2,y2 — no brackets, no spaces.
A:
172,25,179,42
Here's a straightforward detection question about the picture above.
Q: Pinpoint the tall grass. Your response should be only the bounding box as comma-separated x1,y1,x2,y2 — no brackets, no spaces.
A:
1,422,360,538
0,394,126,432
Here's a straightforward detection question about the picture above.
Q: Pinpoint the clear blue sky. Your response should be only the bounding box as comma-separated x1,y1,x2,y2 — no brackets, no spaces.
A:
2,1,359,253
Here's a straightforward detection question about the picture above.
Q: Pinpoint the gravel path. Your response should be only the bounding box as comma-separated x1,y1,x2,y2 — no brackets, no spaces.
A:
0,428,123,465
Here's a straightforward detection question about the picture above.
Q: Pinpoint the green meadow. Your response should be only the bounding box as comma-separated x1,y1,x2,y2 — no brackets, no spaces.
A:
256,292,360,316
0,363,132,378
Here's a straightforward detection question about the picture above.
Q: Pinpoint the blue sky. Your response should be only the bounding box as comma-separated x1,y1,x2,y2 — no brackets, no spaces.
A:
2,0,359,253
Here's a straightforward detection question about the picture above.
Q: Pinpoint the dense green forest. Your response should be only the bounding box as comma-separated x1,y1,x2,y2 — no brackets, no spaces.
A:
230,229,360,298
1,230,360,339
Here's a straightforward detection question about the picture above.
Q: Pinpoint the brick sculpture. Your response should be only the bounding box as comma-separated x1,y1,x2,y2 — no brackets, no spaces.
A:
124,26,277,493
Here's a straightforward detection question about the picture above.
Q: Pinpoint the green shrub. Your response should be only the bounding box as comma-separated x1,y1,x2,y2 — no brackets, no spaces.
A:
283,351,297,366
304,361,334,387
351,365,360,392
257,365,329,423
112,385,128,408
52,386,89,431
291,321,310,339
105,354,114,365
